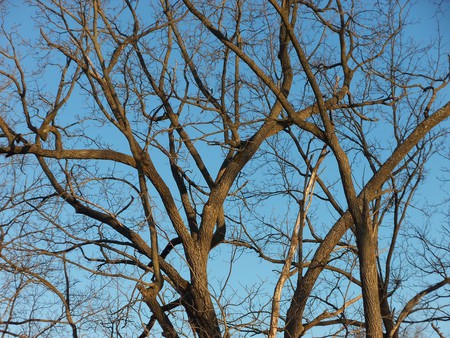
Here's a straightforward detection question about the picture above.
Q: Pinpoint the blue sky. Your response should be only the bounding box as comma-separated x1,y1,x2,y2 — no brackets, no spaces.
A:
1,1,449,337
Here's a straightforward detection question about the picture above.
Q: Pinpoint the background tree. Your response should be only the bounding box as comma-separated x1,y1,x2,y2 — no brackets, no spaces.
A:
0,0,449,337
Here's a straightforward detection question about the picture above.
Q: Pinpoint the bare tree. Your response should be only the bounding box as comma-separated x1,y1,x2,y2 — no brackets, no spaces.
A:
0,0,449,337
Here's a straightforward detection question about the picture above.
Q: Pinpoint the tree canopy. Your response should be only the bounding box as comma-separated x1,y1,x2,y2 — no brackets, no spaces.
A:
0,1,449,337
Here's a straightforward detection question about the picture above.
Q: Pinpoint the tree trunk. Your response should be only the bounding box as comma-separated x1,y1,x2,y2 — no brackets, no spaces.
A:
356,220,383,338
284,280,306,337
183,251,222,338
379,282,397,338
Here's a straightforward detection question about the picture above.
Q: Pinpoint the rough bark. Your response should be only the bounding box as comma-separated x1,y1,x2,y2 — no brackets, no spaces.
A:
284,102,450,337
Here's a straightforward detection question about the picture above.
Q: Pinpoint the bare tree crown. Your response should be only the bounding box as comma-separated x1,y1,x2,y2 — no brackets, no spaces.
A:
0,1,449,337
